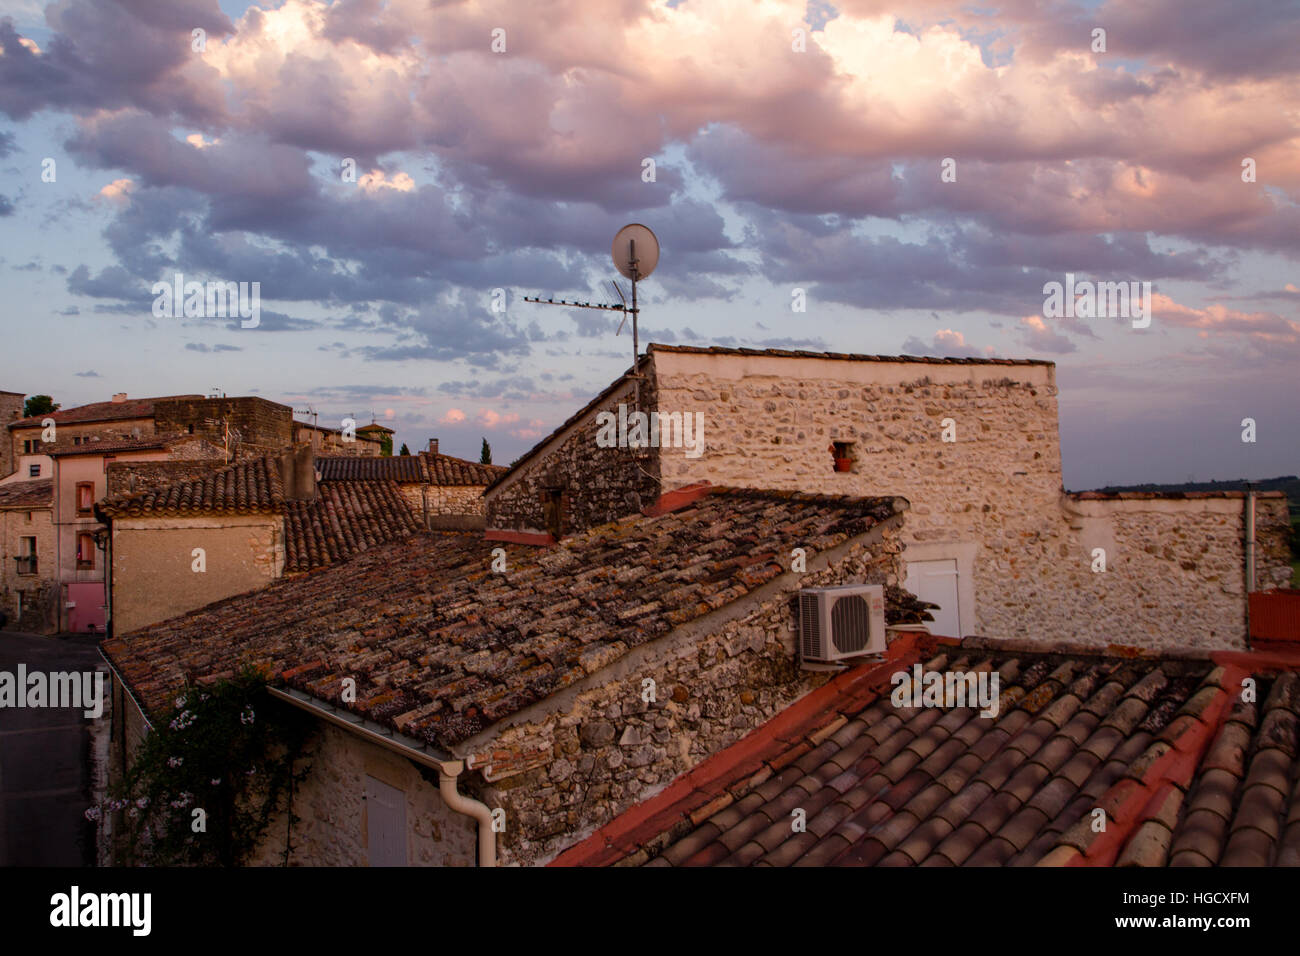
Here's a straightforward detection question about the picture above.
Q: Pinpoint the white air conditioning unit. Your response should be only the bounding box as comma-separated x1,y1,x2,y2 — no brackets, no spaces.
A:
798,584,886,663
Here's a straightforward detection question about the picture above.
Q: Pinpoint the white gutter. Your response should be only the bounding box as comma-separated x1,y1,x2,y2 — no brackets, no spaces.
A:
98,648,154,731
267,686,497,866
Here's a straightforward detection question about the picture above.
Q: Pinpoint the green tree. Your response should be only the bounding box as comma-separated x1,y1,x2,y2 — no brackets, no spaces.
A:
480,437,492,464
399,443,410,456
24,395,58,417
380,434,393,457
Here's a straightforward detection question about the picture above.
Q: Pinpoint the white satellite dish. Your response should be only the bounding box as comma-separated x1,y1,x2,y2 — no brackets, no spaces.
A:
612,223,659,280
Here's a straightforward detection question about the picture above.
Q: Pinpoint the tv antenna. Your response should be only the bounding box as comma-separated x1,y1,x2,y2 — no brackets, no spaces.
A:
524,224,660,401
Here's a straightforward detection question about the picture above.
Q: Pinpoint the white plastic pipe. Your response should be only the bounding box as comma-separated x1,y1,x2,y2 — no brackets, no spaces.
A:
438,760,496,867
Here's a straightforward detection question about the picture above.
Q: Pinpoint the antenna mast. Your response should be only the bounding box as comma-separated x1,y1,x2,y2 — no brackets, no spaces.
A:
523,223,660,405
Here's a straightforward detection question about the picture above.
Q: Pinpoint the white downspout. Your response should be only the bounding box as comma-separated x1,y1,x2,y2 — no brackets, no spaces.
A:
438,760,496,867
268,687,498,867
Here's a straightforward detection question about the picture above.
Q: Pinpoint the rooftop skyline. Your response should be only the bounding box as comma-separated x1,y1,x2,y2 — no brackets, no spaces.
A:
1,0,1296,485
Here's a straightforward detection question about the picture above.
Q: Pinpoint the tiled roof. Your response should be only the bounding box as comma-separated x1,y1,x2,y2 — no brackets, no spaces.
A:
46,435,176,457
553,634,1300,867
99,457,284,517
0,478,53,509
317,456,425,482
9,395,203,429
283,480,422,572
315,453,504,486
421,451,505,486
101,488,903,751
649,343,1054,367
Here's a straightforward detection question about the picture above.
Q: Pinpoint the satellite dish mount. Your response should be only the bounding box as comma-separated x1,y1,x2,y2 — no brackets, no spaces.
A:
524,224,660,401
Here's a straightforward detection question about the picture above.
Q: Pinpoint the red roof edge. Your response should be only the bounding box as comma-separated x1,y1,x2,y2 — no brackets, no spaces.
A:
548,629,944,867
484,529,557,546
640,482,713,517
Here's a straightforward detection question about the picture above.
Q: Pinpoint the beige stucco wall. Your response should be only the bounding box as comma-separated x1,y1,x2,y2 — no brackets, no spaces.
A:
110,514,284,635
247,722,478,866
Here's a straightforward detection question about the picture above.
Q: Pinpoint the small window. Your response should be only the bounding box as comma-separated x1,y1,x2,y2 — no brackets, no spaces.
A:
16,537,36,575
22,439,34,454
73,436,82,446
76,532,96,570
28,464,39,478
831,441,855,473
187,424,195,434
76,482,94,514
542,488,564,539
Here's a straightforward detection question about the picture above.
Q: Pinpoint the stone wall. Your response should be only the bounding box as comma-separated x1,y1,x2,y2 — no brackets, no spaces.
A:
644,349,1285,651
650,350,1063,642
487,375,661,535
106,458,229,498
247,723,478,866
460,517,904,865
1039,492,1293,650
0,392,24,478
154,397,292,455
0,506,57,631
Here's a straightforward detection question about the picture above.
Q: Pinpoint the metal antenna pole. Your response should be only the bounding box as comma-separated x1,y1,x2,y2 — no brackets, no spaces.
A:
630,238,640,407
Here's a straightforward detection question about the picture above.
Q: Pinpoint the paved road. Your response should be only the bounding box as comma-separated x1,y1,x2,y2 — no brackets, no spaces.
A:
0,631,102,866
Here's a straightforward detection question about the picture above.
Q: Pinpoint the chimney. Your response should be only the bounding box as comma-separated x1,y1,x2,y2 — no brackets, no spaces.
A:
278,443,318,501
428,438,439,455
111,393,128,404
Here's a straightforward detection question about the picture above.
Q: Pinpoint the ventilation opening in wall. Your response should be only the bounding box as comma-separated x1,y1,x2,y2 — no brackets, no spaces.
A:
831,441,855,473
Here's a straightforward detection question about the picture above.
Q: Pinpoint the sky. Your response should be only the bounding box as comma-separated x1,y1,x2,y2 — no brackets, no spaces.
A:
0,0,1296,488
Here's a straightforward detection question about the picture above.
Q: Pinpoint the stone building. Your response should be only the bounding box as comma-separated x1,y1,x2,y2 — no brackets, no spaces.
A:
486,345,1291,652
99,445,422,636
293,420,383,457
0,478,57,632
0,390,25,479
101,485,909,866
4,392,203,485
48,434,226,633
316,440,505,531
355,421,395,456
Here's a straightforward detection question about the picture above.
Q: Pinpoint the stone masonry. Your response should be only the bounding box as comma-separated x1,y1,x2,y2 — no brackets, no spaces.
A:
464,519,904,865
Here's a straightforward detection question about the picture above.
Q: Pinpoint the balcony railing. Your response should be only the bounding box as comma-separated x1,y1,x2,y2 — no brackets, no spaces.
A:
14,555,37,575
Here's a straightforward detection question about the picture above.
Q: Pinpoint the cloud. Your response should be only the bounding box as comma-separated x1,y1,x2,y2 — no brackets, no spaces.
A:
901,328,996,358
74,369,100,377
1018,315,1077,355
439,408,467,424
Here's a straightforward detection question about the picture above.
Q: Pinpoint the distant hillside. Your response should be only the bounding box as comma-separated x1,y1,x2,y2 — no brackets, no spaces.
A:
1086,476,1299,513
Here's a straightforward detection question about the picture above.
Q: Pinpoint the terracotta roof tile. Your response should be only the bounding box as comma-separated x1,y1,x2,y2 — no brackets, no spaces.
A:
102,487,902,751
283,480,422,572
99,456,284,517
421,451,506,486
554,638,1300,868
0,478,53,509
8,394,202,429
316,456,426,482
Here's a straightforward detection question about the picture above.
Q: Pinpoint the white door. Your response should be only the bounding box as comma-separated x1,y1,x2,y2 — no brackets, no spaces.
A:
365,777,408,867
904,558,961,638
